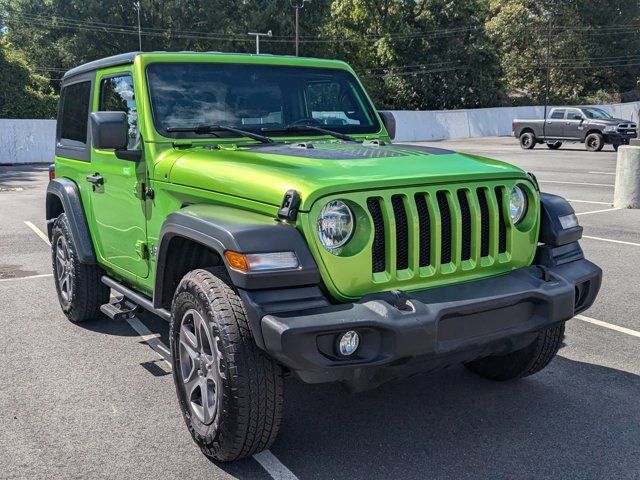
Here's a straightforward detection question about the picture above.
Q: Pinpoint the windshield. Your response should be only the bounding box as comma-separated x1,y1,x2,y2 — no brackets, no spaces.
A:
581,107,613,120
146,63,380,138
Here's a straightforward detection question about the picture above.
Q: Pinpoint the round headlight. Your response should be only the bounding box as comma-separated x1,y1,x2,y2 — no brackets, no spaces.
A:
317,200,354,252
509,185,528,225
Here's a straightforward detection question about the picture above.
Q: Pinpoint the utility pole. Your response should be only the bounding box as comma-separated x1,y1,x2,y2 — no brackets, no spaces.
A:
290,0,311,56
247,31,272,54
134,1,142,51
544,18,552,121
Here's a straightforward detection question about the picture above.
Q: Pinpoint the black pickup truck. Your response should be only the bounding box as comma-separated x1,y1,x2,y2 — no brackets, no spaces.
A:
513,106,637,152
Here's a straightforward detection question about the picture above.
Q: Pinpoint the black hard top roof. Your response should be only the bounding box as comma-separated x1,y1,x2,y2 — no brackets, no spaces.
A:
63,52,140,80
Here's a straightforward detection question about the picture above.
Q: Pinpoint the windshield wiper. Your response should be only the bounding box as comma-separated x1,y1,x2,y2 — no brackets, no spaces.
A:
262,124,360,143
166,124,273,144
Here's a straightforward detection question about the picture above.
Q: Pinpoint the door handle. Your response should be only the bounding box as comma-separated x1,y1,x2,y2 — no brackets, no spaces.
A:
86,173,104,186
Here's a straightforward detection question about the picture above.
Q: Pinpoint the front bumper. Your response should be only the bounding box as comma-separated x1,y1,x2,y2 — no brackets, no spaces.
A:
260,253,601,390
604,131,637,144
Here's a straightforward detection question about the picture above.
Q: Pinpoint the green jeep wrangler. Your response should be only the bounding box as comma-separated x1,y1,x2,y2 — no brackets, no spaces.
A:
47,52,602,461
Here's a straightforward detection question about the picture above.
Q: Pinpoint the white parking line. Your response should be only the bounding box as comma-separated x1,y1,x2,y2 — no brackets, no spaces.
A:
588,171,616,175
254,450,300,480
539,180,614,187
24,220,51,245
0,273,53,283
567,199,612,205
576,315,640,339
583,235,640,247
125,316,172,367
576,207,622,216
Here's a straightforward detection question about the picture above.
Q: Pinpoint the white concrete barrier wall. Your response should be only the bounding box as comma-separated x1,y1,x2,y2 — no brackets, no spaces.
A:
0,119,56,164
2,100,640,163
390,101,640,142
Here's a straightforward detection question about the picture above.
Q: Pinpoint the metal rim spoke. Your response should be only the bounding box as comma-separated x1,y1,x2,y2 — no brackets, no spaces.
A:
178,308,221,425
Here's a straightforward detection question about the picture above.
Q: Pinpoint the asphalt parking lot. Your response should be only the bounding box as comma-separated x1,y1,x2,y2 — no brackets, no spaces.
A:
1,136,639,479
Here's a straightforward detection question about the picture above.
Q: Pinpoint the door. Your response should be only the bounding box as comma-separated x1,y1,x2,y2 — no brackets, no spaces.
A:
87,71,149,278
563,109,584,140
545,109,565,138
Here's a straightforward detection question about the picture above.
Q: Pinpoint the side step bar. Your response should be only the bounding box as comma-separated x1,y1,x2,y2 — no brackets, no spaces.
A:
101,276,171,322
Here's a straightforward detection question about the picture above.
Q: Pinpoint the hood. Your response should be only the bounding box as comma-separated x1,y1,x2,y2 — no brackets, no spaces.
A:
591,118,635,126
166,141,529,210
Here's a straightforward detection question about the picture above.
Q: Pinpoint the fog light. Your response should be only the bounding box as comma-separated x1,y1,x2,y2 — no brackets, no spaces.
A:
338,331,360,356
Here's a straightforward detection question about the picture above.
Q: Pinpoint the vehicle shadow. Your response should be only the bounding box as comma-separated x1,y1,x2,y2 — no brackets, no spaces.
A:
273,356,640,480
0,164,49,187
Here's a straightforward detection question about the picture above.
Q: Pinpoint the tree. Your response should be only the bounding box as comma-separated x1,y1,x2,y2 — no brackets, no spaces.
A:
488,0,640,105
326,0,503,110
0,38,57,118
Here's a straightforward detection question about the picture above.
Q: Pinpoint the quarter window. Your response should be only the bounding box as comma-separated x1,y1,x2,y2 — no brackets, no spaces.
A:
99,75,139,149
59,81,91,144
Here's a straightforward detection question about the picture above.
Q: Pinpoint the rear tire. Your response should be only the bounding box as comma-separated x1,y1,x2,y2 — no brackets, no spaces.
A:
519,132,536,150
585,132,604,152
546,141,562,150
170,267,284,462
50,213,109,323
464,323,565,381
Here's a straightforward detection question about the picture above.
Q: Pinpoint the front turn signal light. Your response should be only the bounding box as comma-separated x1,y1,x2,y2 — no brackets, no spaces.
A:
224,251,299,272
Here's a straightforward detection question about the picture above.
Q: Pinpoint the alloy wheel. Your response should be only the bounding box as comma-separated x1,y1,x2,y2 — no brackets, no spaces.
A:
55,236,73,307
178,309,223,425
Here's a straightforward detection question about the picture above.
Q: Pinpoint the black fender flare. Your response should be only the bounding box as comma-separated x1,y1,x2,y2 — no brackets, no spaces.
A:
46,178,96,264
154,204,321,308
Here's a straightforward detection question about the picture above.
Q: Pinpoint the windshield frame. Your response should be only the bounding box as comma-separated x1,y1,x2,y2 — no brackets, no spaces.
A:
144,61,382,141
581,107,613,120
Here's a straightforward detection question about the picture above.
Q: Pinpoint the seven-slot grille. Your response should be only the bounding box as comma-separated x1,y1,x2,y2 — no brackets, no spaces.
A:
367,186,509,276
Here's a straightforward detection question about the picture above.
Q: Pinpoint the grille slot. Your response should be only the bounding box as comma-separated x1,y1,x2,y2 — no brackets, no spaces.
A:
495,187,507,254
367,198,386,273
437,191,453,264
457,190,472,261
391,195,409,270
477,188,491,257
414,193,431,267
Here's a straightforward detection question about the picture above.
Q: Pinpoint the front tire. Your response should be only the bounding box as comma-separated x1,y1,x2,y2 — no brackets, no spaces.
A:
464,323,565,381
585,132,604,152
51,213,109,323
519,132,536,150
170,267,284,462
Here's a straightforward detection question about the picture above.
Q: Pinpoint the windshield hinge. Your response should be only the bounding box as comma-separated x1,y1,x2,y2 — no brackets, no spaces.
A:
278,189,301,222
172,140,193,149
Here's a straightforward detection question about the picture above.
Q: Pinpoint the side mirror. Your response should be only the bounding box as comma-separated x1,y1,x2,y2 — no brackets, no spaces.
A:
90,111,142,161
378,111,396,140
90,111,129,150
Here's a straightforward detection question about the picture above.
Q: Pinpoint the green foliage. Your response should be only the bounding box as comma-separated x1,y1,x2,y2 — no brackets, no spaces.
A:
326,0,502,110
0,38,57,118
1,0,640,116
488,0,640,105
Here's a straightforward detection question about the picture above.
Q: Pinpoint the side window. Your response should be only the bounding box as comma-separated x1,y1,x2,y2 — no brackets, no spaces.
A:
59,81,91,145
550,110,565,119
567,110,582,120
99,75,138,149
306,81,365,126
